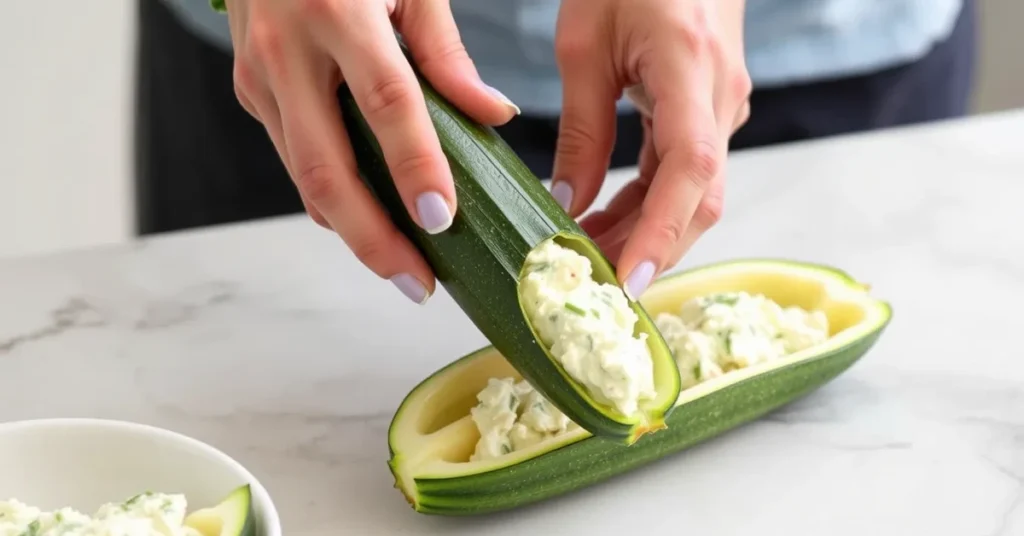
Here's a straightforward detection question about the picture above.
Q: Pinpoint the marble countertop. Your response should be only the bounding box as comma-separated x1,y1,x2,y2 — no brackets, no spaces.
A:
2,110,1024,535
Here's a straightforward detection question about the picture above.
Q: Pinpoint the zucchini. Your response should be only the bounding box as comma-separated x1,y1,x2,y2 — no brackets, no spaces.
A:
387,259,892,515
184,485,256,536
336,56,680,443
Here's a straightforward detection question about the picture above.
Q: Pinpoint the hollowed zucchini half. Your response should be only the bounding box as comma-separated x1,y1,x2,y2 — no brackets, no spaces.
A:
387,259,892,515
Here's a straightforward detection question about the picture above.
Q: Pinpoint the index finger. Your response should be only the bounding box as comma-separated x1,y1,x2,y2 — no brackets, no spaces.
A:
321,5,456,234
616,50,722,300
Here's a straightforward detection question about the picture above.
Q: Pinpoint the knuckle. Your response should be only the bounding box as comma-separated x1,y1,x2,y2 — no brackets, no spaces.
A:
294,164,338,204
685,140,721,186
668,12,710,55
233,88,259,120
554,32,591,63
730,69,753,101
232,61,259,98
348,232,393,268
556,121,602,160
307,209,331,229
246,20,285,67
680,27,710,57
391,151,442,182
231,66,261,120
297,0,337,18
233,82,248,108
651,215,687,246
418,39,470,70
694,194,724,229
734,102,752,132
232,61,252,90
363,75,416,118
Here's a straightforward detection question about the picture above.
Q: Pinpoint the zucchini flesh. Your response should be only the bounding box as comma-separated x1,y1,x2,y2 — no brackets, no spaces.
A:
184,485,255,536
387,259,892,515
336,58,679,443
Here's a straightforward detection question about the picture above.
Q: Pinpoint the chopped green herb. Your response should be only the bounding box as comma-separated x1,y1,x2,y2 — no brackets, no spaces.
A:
724,333,733,355
528,262,551,273
548,313,559,323
124,492,147,506
55,512,64,523
594,288,615,306
590,308,601,318
508,394,519,412
709,293,740,306
22,520,40,536
501,443,512,455
564,302,586,316
692,364,701,379
586,334,595,351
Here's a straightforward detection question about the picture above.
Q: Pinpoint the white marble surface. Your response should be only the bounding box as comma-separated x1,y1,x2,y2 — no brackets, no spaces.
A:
2,110,1024,535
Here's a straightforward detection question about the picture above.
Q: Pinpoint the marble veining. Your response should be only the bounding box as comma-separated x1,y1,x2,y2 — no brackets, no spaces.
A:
0,297,106,354
1,111,1024,534
133,281,237,330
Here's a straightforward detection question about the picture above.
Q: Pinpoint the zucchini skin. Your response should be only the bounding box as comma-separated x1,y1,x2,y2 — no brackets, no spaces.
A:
184,484,257,536
336,67,677,441
235,486,257,536
406,323,889,515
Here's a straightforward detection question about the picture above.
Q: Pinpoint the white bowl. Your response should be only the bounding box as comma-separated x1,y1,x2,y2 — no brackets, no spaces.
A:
0,418,281,536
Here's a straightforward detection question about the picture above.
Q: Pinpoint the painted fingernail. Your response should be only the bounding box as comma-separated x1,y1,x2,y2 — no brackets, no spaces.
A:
624,260,656,301
391,273,430,304
483,84,521,115
416,191,453,234
551,181,573,212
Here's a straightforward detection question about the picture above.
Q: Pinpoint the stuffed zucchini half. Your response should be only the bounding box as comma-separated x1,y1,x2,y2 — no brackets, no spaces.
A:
387,259,892,515
336,63,679,443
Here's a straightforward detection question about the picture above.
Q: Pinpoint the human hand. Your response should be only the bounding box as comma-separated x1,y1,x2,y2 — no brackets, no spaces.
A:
548,0,752,299
223,0,520,303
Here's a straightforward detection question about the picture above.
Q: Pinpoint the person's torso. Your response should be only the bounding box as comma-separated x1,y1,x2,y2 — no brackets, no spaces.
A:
160,0,964,116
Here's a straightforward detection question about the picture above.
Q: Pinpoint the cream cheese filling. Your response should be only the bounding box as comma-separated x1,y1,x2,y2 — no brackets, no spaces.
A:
471,288,829,461
0,492,203,536
520,239,656,418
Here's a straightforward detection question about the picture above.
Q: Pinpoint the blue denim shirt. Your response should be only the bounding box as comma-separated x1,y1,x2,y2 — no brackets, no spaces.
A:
162,0,963,116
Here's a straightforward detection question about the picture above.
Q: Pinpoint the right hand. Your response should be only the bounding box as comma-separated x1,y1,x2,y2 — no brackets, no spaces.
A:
223,0,520,303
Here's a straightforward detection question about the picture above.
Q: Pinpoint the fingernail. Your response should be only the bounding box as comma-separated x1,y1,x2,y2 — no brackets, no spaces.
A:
391,273,430,304
415,191,453,234
550,181,573,212
624,260,656,301
483,84,521,115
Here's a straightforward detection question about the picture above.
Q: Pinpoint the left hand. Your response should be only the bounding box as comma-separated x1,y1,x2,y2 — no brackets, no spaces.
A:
549,0,752,299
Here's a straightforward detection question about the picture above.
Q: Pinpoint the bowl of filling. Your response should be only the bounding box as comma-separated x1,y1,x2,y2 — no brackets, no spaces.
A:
0,418,281,536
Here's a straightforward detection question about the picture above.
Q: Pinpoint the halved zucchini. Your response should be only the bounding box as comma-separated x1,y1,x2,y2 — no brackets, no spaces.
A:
336,54,680,443
387,259,892,515
184,485,255,536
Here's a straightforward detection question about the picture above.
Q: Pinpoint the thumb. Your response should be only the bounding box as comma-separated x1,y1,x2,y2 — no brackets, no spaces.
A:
397,0,520,126
550,36,618,216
